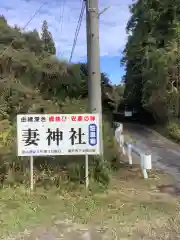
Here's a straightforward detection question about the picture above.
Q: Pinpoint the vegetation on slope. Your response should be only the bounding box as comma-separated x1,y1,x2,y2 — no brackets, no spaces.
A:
121,0,180,140
0,16,119,188
122,0,180,123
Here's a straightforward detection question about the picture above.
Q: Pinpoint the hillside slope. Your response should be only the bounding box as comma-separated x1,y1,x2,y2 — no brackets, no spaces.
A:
0,16,119,187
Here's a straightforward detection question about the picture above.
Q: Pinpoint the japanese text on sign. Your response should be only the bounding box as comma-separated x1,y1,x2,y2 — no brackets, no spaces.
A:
17,114,100,156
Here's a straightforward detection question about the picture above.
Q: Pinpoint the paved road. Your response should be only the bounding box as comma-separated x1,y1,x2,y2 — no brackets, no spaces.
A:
124,123,180,187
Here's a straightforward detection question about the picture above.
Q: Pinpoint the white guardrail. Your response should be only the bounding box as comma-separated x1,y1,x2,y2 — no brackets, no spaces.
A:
114,122,152,179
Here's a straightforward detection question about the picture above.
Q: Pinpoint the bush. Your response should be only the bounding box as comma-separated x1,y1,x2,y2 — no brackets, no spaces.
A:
167,121,180,142
66,162,84,183
102,117,119,170
92,157,111,186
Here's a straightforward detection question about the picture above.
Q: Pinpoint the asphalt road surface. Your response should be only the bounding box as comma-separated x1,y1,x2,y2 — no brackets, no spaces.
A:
124,123,180,187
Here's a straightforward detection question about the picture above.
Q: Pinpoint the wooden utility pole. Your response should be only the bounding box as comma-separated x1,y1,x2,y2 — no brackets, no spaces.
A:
85,0,104,157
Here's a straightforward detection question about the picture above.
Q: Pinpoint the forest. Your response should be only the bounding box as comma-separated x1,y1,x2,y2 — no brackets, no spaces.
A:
122,0,180,140
122,0,180,120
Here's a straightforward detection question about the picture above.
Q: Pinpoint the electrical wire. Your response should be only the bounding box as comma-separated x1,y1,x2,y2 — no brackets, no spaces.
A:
69,0,85,62
58,0,66,57
60,0,66,37
0,2,46,58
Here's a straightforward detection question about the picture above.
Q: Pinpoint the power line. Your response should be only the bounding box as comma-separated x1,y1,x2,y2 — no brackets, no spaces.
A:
58,0,66,57
60,0,66,36
69,1,85,62
0,2,46,58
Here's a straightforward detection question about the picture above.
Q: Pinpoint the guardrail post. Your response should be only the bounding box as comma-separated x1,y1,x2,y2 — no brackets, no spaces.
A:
119,133,125,155
142,168,148,179
143,153,152,170
140,154,147,178
128,144,132,165
140,153,152,179
114,122,152,180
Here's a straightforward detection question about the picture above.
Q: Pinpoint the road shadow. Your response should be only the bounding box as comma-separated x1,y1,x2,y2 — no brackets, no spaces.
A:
157,184,180,196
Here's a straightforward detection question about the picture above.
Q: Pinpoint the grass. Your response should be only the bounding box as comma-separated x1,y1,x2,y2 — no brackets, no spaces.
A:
151,124,171,138
1,163,180,239
150,119,180,144
124,134,136,144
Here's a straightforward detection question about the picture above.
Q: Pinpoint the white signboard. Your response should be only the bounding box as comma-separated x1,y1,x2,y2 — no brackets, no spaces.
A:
124,111,132,117
17,114,100,156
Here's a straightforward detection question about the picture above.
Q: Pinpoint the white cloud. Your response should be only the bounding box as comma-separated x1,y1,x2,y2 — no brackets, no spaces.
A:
0,0,132,62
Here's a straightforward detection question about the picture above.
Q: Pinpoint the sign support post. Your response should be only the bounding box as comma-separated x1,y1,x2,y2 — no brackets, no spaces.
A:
85,155,89,188
30,156,34,190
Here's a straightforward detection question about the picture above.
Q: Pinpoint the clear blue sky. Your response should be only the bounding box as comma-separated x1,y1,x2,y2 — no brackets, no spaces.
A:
100,56,124,84
81,55,125,84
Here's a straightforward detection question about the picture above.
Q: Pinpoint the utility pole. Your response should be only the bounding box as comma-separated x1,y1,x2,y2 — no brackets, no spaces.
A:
85,0,104,157
174,6,180,118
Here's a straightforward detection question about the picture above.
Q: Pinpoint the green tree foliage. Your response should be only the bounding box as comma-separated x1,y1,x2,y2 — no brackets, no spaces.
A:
122,0,180,122
112,84,125,111
41,20,56,55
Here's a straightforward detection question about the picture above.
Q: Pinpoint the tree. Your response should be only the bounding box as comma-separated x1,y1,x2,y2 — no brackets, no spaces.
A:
41,20,56,55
